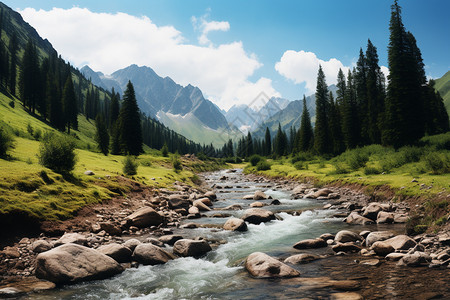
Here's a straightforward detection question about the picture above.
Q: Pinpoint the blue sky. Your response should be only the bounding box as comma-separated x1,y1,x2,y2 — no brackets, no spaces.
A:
3,0,449,110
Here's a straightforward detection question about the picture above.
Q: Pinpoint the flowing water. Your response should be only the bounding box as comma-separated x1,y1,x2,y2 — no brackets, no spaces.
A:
28,169,449,299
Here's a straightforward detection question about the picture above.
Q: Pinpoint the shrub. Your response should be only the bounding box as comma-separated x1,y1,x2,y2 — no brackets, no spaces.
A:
33,128,42,140
347,151,369,170
123,155,138,175
331,163,349,174
294,161,306,170
38,134,77,174
291,152,314,164
249,154,263,166
256,160,271,171
26,123,33,136
364,166,381,175
172,153,183,172
0,126,15,158
9,100,14,108
398,146,423,163
422,152,449,174
161,143,169,157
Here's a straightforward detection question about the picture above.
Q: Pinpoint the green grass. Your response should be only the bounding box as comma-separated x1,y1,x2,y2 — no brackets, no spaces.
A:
0,92,225,222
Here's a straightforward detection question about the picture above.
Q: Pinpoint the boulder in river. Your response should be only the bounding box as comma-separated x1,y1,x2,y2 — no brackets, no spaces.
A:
365,231,395,247
254,191,269,200
123,238,141,251
173,239,212,257
158,235,183,245
293,238,327,249
125,207,163,228
241,208,275,224
284,253,320,264
383,235,417,251
371,241,395,256
397,251,431,266
223,218,248,232
203,191,217,201
97,243,132,263
245,252,300,278
35,243,124,284
362,203,384,221
313,188,333,198
344,212,374,225
376,211,394,224
99,222,122,236
132,243,175,265
197,197,213,207
334,230,363,243
332,242,362,253
250,201,265,207
193,199,212,211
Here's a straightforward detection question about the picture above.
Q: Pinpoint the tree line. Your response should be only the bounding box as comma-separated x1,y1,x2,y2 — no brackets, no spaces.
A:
217,0,448,159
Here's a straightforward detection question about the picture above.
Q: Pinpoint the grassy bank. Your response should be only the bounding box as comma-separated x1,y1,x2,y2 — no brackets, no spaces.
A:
244,140,450,232
0,94,225,225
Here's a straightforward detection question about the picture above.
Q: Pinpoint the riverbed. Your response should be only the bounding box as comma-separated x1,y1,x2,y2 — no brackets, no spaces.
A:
27,169,449,299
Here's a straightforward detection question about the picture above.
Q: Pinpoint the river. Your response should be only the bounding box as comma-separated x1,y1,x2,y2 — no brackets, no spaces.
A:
28,169,449,299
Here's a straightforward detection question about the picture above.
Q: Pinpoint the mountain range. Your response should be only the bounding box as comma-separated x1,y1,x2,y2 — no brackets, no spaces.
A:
81,65,241,147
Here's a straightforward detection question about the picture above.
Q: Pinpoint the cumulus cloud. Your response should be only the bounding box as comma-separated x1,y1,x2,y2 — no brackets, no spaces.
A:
19,7,278,110
192,15,230,46
275,50,349,92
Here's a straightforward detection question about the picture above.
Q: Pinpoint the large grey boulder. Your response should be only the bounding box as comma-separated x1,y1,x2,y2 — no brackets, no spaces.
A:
365,231,395,247
173,239,212,257
371,241,395,256
397,251,431,266
345,212,374,225
245,252,300,278
383,235,417,251
376,211,394,224
362,203,384,221
35,243,124,284
332,243,362,253
132,243,175,265
158,235,183,245
241,208,275,224
204,191,217,201
97,243,132,263
334,230,363,243
293,238,327,249
126,207,163,228
99,222,122,236
193,199,211,211
223,218,248,232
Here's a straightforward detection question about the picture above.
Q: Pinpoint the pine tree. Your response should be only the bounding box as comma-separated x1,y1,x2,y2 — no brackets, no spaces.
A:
365,39,385,144
342,69,360,149
264,127,271,156
336,69,346,108
110,123,121,155
109,89,120,130
118,81,143,156
314,65,331,154
8,32,18,95
355,48,369,144
383,0,425,147
246,132,253,157
46,72,64,130
274,123,287,157
19,40,40,113
62,75,78,133
329,92,344,154
297,95,314,152
95,114,109,155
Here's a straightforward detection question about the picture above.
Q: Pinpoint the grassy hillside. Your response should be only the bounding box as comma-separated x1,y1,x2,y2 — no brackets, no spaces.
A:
434,70,450,117
0,92,223,225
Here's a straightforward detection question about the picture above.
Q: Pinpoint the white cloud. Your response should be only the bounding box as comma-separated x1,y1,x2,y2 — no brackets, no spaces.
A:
275,50,349,93
19,7,278,110
192,15,230,46
380,65,390,80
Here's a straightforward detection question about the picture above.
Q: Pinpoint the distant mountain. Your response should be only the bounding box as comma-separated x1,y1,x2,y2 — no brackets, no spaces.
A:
434,70,450,118
252,85,337,138
225,97,290,134
82,65,241,146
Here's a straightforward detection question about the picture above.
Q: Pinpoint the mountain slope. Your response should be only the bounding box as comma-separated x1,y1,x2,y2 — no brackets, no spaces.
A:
434,70,450,117
82,64,242,146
